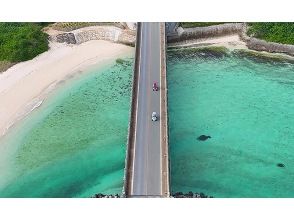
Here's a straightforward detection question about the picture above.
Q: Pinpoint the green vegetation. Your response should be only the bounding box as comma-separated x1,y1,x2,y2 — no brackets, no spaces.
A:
115,58,132,67
179,22,226,28
168,46,230,59
115,58,125,65
247,23,294,45
233,49,294,64
0,23,49,64
169,46,229,54
203,46,230,53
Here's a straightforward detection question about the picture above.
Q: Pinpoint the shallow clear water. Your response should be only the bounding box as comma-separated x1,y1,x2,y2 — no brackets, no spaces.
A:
167,48,294,198
0,58,133,198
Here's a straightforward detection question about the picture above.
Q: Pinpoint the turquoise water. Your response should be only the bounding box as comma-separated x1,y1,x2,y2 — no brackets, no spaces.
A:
167,47,294,198
0,58,133,198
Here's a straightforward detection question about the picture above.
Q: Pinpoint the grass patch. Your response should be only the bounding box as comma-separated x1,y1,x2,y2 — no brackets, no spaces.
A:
0,23,50,63
179,22,226,28
247,23,294,45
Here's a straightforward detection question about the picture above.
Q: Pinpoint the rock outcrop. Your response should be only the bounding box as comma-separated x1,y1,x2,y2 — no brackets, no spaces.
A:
92,193,121,198
55,33,76,44
172,191,213,198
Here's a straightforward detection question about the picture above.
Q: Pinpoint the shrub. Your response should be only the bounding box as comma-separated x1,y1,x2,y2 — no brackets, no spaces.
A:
247,23,294,45
0,23,49,62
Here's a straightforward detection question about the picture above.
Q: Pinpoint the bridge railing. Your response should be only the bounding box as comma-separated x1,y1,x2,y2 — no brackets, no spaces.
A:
122,22,142,197
160,22,170,197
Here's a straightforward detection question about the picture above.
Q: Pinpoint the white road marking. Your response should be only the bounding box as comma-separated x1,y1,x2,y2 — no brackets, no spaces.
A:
131,23,143,195
130,23,167,197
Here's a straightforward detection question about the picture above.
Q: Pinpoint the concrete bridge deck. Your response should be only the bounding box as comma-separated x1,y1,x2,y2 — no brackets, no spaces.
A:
123,22,169,198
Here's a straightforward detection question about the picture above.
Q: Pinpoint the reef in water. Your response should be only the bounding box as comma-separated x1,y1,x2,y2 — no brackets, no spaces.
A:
197,135,211,141
172,191,213,198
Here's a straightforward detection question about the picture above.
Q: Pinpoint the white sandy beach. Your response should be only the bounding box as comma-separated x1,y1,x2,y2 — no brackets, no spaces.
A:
0,40,133,138
168,34,247,50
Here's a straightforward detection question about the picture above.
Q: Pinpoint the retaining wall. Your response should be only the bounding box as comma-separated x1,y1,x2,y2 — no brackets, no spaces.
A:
168,23,294,57
49,26,136,46
168,23,244,43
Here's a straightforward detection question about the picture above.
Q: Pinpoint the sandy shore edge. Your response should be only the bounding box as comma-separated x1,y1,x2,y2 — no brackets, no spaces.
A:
0,40,134,139
167,34,294,61
168,34,247,50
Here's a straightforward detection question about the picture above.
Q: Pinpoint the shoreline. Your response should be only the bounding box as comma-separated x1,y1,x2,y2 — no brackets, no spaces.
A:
168,34,247,50
167,23,294,59
167,34,294,61
1,26,293,141
0,39,134,139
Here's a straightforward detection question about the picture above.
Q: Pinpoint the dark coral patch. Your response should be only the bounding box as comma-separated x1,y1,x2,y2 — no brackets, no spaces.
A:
277,163,285,168
197,135,211,141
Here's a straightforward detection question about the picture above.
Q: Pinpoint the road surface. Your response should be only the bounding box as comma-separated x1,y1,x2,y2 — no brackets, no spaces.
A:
131,22,162,196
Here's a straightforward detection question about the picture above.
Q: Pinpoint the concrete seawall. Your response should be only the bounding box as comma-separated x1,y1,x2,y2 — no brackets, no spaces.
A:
167,23,244,43
168,23,294,57
49,26,136,46
122,23,142,197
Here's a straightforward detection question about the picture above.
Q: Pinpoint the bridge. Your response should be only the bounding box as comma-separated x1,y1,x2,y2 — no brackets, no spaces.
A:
123,22,170,198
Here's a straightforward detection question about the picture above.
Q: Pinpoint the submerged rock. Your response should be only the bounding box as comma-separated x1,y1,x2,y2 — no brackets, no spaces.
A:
197,135,211,141
92,193,121,198
277,163,285,168
172,191,213,198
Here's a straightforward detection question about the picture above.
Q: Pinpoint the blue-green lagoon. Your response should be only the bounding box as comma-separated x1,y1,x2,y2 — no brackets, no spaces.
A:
0,58,133,198
167,47,294,198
